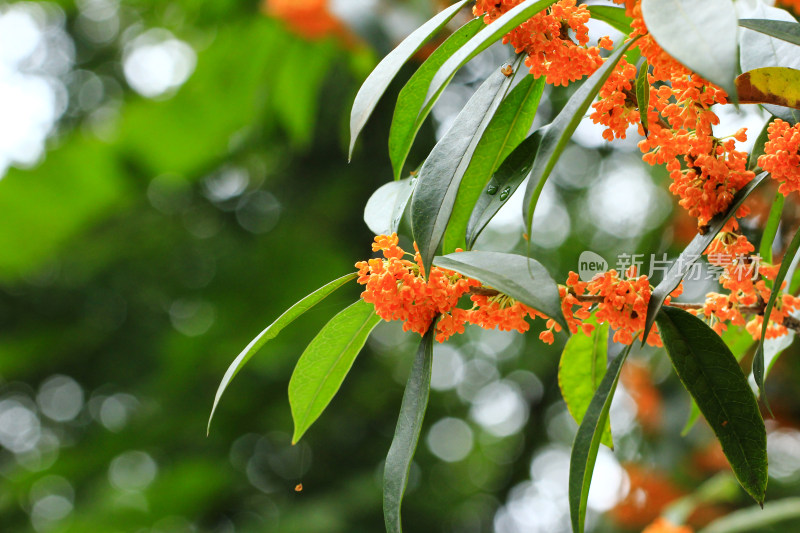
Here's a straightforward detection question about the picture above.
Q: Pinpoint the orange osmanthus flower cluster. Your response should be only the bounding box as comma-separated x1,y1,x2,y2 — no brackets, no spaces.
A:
758,118,800,196
356,234,551,342
473,0,613,86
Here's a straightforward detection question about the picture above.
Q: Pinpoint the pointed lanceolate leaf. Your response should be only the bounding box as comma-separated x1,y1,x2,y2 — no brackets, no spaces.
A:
383,326,435,533
587,5,633,35
759,192,784,264
466,128,545,248
559,320,613,448
643,172,768,340
736,67,800,110
641,0,738,97
740,18,800,47
433,250,567,330
748,119,772,171
523,41,634,234
364,177,416,235
424,0,557,109
636,60,650,134
569,344,632,533
348,0,469,159
701,497,800,533
389,18,484,180
289,300,382,444
208,272,357,434
739,6,800,123
443,74,545,253
657,307,767,504
753,226,800,401
411,59,519,277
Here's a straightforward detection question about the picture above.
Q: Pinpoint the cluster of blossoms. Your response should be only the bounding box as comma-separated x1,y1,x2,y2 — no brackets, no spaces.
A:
758,118,800,195
357,235,685,347
472,0,799,342
473,0,613,85
356,234,550,342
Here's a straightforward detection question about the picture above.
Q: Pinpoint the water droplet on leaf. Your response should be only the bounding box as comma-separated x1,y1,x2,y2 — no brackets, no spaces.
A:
499,187,511,201
487,185,498,195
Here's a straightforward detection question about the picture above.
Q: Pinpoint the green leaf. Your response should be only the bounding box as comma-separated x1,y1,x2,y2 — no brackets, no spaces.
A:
208,272,357,434
559,320,613,448
640,0,738,97
364,177,416,235
411,58,520,277
348,0,470,159
383,325,435,533
753,225,800,401
656,307,767,504
636,60,650,134
759,192,785,264
443,74,545,253
643,172,769,340
739,5,800,124
569,343,632,533
739,19,800,47
682,326,753,436
748,119,772,171
389,18,484,181
424,0,557,109
433,250,567,330
289,299,382,444
523,40,635,234
466,128,545,248
700,498,800,533
587,5,634,35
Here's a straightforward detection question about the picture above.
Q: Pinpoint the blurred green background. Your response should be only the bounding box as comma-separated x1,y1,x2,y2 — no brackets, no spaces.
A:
3,1,800,532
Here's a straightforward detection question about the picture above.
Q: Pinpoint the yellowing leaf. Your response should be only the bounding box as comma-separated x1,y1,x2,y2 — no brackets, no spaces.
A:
736,67,800,110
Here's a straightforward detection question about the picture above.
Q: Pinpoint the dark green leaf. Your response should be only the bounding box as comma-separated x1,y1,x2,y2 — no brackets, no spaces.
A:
559,320,613,448
289,300,382,444
411,58,520,277
587,5,634,35
682,326,754,436
636,60,650,134
389,18,484,181
569,344,632,533
748,119,772,171
383,326,435,533
364,178,416,235
443,74,545,253
740,19,800,47
739,6,800,123
643,172,768,340
641,0,738,97
466,128,544,248
523,41,634,234
753,225,800,401
424,0,557,109
208,272,357,434
348,0,469,159
433,250,567,330
657,306,767,504
701,498,800,533
759,192,784,264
